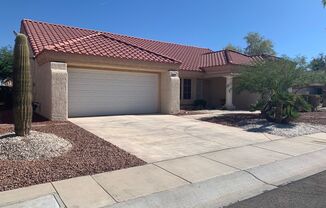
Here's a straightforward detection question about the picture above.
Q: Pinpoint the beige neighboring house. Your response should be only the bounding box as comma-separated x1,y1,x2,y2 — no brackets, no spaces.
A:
21,19,263,120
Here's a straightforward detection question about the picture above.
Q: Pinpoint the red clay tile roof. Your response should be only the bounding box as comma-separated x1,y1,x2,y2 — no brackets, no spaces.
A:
200,50,229,67
103,33,212,71
227,50,265,65
200,50,264,68
22,19,265,71
44,33,180,64
22,20,179,65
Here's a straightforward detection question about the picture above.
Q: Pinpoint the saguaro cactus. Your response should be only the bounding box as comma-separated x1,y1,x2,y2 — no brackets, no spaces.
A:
13,33,32,136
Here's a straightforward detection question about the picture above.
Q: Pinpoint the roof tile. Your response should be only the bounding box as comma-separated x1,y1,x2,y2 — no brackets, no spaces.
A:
22,19,265,71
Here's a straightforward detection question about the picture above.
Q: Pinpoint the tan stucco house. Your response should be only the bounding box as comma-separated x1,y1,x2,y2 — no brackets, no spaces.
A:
21,19,263,120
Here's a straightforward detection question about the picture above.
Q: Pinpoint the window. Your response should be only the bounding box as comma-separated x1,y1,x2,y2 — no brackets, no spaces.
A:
183,79,192,100
180,79,183,99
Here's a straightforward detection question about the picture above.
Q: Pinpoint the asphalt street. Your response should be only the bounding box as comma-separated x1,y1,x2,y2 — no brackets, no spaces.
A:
225,170,326,208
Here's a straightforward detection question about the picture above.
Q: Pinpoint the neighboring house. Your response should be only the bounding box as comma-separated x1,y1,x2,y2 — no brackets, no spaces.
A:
294,84,324,95
294,84,325,107
21,19,263,120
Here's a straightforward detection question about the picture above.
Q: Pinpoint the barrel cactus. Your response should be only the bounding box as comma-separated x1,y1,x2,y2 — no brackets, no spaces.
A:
12,33,32,136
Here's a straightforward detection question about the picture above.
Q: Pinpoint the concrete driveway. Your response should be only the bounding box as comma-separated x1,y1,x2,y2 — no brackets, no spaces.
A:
3,115,326,208
70,115,279,162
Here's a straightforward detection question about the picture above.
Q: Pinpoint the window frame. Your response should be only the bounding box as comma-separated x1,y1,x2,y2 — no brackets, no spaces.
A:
183,79,192,100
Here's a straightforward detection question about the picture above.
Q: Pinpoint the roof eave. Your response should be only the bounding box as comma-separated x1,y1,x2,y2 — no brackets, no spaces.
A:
35,50,181,70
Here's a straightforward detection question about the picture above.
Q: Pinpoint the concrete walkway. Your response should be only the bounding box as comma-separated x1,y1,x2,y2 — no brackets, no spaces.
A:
1,132,326,208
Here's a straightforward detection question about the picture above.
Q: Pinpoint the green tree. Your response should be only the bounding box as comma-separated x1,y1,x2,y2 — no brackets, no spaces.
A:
226,32,276,56
244,32,276,56
309,54,326,71
292,55,309,70
236,59,326,123
0,46,13,80
323,0,326,7
224,44,243,53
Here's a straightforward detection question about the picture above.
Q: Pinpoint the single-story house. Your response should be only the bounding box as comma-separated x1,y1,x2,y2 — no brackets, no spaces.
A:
21,19,263,120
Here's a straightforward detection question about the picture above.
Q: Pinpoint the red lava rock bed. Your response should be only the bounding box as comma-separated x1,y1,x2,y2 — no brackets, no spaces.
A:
0,111,146,192
201,111,326,127
201,113,262,127
296,111,326,125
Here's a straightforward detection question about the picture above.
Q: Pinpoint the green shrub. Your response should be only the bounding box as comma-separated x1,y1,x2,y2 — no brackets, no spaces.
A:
236,59,326,123
302,94,321,111
252,92,311,123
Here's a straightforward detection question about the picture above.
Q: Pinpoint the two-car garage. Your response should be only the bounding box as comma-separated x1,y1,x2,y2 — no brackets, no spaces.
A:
25,19,181,121
68,68,160,117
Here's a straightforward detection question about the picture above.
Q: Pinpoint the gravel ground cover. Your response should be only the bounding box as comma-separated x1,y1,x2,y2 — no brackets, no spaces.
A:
202,112,326,138
176,110,207,116
0,131,72,160
0,121,145,192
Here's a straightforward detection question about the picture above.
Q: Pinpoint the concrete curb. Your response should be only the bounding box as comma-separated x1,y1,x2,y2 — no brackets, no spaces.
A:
103,148,326,208
247,148,326,186
103,171,275,208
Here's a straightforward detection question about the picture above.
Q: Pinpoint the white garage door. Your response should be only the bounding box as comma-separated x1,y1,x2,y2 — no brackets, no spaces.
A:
68,68,159,117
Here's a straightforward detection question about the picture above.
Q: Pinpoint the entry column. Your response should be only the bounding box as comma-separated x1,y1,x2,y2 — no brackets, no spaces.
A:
224,75,235,110
50,62,68,120
161,70,180,114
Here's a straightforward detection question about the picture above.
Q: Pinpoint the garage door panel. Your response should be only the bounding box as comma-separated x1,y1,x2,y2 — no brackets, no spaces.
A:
70,71,157,81
69,87,157,94
69,95,157,104
68,68,159,117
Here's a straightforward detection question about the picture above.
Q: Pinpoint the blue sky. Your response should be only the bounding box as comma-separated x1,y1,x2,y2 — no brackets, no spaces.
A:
1,0,325,60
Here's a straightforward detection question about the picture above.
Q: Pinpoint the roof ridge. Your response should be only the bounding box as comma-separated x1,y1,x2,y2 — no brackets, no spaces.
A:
44,32,102,50
23,19,211,51
105,31,212,51
224,50,232,64
201,49,226,55
225,49,254,57
23,19,99,33
101,34,181,63
205,49,253,57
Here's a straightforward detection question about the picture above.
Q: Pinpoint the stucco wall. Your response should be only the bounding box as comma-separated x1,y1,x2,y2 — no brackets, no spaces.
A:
31,61,68,120
161,70,180,114
232,78,260,110
203,77,226,108
50,63,68,120
233,91,260,110
31,61,52,119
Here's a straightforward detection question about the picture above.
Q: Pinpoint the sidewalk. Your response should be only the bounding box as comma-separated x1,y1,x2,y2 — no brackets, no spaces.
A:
0,132,326,208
